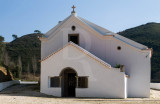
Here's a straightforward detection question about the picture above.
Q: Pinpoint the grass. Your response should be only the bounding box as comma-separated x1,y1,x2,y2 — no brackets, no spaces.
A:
15,73,40,82
0,66,7,75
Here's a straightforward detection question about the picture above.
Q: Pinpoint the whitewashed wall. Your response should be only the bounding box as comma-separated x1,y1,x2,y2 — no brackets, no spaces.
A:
0,80,20,91
41,45,127,98
41,16,151,98
150,83,160,90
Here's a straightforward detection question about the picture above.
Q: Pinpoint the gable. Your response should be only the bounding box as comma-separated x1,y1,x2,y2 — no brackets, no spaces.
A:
41,42,111,69
40,14,151,52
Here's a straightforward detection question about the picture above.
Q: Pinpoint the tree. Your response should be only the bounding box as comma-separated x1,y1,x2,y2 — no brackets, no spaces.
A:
27,63,30,78
8,61,16,71
12,34,18,40
34,30,41,34
17,56,22,78
0,36,4,42
6,33,41,76
3,50,10,67
32,55,37,77
0,36,5,65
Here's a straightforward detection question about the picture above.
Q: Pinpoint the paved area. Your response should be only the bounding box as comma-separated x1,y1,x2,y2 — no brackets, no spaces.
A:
0,83,160,104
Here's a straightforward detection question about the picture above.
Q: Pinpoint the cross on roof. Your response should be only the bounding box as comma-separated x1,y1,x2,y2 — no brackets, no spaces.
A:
71,5,76,13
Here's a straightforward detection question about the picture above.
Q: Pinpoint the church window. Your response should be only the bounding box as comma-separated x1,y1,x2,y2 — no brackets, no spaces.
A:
78,77,88,88
68,34,79,45
50,77,60,87
117,46,121,50
72,26,76,31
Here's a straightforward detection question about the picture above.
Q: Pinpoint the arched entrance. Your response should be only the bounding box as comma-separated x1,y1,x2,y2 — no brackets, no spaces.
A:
60,67,77,97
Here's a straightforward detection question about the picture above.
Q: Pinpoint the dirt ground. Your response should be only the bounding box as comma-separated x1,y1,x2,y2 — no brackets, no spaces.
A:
0,84,160,104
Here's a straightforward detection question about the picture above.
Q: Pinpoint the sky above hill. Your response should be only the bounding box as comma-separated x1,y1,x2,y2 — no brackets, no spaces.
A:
0,0,160,42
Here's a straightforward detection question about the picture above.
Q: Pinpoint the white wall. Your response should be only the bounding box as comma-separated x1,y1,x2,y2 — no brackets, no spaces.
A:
150,83,160,90
41,17,151,98
0,80,20,91
108,38,151,98
41,45,127,98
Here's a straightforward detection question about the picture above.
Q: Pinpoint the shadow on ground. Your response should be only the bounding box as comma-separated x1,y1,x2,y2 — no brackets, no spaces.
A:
0,84,53,98
0,84,160,102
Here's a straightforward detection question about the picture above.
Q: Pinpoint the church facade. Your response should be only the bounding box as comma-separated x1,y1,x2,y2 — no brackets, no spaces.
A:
40,7,152,98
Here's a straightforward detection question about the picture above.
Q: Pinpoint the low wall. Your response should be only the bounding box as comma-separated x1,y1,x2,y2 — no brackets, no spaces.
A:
150,83,160,90
0,80,20,91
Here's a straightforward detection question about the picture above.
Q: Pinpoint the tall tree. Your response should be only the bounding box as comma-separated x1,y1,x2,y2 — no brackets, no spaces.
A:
0,36,4,42
32,55,37,77
27,63,30,78
0,36,5,65
34,30,41,34
17,56,22,78
9,61,15,69
3,50,10,67
12,34,18,40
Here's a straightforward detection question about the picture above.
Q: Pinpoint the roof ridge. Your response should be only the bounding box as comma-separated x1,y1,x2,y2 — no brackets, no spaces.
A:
77,16,113,35
45,15,73,37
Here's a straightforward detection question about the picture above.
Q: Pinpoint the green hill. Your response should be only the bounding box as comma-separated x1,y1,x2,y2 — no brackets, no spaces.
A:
6,33,42,75
118,22,160,82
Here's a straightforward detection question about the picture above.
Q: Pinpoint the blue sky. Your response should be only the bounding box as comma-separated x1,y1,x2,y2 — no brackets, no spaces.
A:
0,0,160,42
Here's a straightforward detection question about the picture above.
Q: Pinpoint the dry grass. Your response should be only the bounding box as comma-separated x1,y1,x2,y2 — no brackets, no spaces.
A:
0,66,7,75
20,73,40,81
0,66,14,82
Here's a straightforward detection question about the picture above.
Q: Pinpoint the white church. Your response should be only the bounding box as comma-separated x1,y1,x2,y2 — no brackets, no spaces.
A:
40,6,152,98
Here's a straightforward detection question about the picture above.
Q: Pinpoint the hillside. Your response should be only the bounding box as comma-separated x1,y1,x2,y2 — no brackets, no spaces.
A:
118,22,160,82
6,33,42,75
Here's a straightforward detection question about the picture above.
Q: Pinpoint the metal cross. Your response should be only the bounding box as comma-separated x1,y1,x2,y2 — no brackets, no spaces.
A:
72,5,76,13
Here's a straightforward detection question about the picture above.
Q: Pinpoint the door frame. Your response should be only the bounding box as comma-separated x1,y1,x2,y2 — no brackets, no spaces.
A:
60,67,78,97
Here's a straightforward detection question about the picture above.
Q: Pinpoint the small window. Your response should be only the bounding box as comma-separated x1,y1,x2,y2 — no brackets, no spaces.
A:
50,77,60,87
68,34,79,45
78,77,88,88
72,26,76,31
117,46,121,50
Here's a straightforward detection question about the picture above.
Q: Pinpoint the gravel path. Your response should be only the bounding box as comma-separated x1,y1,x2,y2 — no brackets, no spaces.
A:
0,84,160,104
